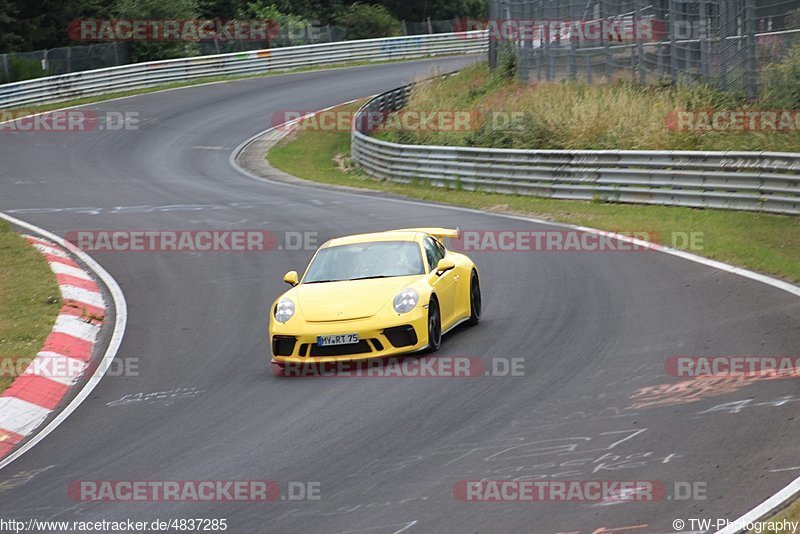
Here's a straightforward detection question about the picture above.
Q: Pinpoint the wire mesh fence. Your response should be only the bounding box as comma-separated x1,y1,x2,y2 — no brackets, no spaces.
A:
0,18,468,85
486,0,800,97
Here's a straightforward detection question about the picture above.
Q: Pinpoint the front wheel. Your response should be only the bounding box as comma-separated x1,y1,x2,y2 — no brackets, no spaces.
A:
467,271,481,326
427,298,442,352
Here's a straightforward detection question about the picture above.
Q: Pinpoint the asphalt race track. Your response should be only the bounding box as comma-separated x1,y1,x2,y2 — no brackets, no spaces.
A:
1,56,799,533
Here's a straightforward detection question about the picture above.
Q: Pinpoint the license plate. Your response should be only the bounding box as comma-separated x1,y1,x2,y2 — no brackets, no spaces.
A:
317,333,359,347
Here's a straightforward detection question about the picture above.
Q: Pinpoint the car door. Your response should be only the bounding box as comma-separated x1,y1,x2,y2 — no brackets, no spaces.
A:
424,237,458,328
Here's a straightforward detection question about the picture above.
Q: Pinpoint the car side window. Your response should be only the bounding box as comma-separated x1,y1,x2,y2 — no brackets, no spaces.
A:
424,237,444,271
423,238,437,271
434,239,446,260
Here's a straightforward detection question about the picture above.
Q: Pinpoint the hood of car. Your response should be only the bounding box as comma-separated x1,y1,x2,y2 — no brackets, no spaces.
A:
294,276,420,322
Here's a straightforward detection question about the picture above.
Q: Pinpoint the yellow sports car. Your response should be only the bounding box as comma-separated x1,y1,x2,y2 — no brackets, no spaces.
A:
269,228,481,366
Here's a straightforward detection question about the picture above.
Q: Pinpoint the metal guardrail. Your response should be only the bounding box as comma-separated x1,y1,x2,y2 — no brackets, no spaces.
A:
0,31,488,109
352,83,800,215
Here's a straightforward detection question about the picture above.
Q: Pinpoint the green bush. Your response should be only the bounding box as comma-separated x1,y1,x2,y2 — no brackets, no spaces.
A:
7,55,44,82
239,1,310,44
334,3,402,40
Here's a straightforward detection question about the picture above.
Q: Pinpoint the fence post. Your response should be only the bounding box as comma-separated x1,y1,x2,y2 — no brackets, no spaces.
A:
401,20,407,36
718,0,728,90
743,0,758,99
569,0,578,79
699,0,709,84
600,0,612,78
427,17,433,34
668,0,679,84
635,0,646,84
214,18,222,54
1,53,9,82
488,0,498,70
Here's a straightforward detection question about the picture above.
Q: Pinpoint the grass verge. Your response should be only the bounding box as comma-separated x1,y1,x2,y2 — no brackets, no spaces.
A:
268,101,800,283
0,221,61,392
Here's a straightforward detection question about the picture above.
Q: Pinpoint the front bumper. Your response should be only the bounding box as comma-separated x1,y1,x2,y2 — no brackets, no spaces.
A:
270,306,428,364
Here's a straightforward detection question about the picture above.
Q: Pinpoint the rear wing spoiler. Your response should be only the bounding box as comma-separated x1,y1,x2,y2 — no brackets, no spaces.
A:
393,228,460,241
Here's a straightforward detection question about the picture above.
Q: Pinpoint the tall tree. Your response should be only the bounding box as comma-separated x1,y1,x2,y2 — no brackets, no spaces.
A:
14,0,113,51
113,0,200,61
0,0,22,53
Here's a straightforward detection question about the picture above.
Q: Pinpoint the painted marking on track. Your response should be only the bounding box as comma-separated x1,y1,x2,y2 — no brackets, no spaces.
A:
338,520,418,533
106,387,205,408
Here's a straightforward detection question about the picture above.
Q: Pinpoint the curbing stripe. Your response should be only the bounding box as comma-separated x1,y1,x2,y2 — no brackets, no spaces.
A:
54,273,99,292
31,242,69,258
42,253,79,268
49,261,93,280
59,285,105,309
2,375,69,411
0,397,52,436
51,315,100,344
22,352,88,387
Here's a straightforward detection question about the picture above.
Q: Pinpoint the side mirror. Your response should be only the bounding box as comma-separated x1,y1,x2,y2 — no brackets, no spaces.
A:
283,271,299,286
435,258,455,274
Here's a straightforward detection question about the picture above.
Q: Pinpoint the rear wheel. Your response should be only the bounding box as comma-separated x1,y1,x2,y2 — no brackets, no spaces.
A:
427,298,442,352
467,271,481,326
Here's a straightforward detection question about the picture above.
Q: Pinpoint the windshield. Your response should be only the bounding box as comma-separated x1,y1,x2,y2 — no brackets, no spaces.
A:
304,241,424,283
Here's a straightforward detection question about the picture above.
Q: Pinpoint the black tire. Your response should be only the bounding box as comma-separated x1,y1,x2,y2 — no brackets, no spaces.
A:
427,297,442,352
467,271,481,326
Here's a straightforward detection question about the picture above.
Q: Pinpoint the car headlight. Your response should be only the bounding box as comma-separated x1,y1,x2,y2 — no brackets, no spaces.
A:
274,298,295,323
393,288,419,314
